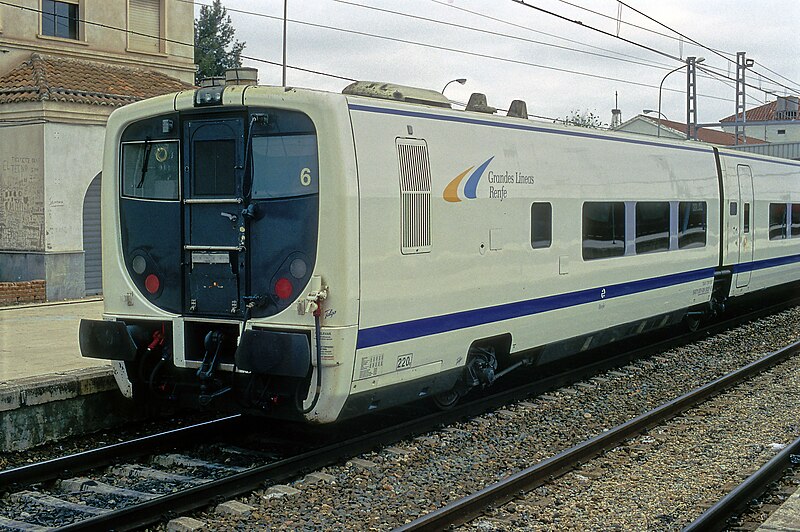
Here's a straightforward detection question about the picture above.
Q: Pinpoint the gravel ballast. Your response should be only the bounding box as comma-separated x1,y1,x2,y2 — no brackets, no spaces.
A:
184,307,800,530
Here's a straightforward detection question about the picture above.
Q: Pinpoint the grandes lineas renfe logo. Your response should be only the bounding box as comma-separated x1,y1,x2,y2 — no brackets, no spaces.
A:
443,156,494,202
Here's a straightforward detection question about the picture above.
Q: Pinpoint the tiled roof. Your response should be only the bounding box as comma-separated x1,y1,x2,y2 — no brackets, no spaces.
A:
654,117,765,145
0,53,193,106
720,100,800,123
624,115,765,145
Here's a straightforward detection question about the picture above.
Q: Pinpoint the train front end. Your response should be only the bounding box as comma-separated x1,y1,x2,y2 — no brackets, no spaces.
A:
79,84,359,422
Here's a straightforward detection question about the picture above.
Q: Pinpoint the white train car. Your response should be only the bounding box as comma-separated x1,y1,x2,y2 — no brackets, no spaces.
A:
79,81,800,423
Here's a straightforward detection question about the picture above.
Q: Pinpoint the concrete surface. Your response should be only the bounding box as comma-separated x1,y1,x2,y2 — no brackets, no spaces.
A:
0,299,138,450
0,298,109,381
757,488,800,531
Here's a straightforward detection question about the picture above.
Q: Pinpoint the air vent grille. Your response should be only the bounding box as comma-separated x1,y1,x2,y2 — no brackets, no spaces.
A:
397,140,432,254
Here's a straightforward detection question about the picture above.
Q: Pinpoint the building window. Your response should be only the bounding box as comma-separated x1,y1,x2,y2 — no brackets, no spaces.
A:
769,203,788,240
582,202,625,260
530,202,552,249
128,0,162,53
635,202,670,254
42,0,78,40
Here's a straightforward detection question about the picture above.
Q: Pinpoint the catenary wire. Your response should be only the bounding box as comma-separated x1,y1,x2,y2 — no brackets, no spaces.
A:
187,0,737,104
615,0,800,95
509,0,794,100
0,0,355,82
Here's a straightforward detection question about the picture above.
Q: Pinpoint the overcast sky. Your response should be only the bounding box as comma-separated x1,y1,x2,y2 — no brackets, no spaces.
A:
211,0,800,128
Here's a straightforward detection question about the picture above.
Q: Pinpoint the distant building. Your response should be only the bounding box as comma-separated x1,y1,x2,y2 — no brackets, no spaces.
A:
0,0,194,302
720,96,800,143
614,114,764,146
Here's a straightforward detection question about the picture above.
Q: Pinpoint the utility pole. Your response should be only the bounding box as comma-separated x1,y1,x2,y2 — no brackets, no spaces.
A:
735,52,753,145
686,56,699,140
282,0,288,87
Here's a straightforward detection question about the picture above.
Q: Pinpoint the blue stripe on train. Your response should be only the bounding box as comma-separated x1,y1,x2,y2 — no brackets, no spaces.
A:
732,253,800,273
356,267,716,349
355,252,800,349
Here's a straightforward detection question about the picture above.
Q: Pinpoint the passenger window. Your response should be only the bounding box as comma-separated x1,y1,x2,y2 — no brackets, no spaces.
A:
769,203,788,240
194,140,236,197
678,202,706,249
730,202,737,216
635,202,670,254
792,204,800,238
582,202,625,260
743,203,750,234
121,140,180,200
531,202,552,249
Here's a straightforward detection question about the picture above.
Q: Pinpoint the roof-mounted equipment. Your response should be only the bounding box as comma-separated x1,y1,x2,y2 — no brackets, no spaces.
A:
343,81,452,108
507,100,528,119
465,93,496,114
195,85,224,107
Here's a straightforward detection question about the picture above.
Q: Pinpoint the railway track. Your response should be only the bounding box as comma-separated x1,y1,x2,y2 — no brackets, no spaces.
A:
398,338,800,531
686,434,800,531
2,300,798,530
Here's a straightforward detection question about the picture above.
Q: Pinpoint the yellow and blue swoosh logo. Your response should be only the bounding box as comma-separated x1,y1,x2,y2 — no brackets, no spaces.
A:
443,156,494,202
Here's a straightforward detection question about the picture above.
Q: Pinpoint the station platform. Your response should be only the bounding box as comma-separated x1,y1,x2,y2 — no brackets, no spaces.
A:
757,487,800,531
0,298,109,382
0,299,141,451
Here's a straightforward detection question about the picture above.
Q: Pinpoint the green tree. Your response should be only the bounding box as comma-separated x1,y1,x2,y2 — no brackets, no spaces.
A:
194,0,246,83
563,109,605,128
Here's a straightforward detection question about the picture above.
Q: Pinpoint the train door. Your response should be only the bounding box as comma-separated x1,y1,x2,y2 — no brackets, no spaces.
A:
735,164,754,288
182,117,246,317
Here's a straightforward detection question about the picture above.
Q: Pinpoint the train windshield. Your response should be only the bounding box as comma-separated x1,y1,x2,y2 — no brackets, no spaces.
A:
251,134,319,199
121,140,180,200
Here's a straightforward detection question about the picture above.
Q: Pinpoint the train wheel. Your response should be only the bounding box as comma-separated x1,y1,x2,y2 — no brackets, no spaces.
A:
431,388,461,410
684,314,702,332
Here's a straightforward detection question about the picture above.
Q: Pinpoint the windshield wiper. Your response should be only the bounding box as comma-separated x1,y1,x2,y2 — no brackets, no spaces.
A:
136,137,152,189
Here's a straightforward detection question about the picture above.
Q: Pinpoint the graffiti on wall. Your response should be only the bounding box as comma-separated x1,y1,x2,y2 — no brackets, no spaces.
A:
0,156,44,250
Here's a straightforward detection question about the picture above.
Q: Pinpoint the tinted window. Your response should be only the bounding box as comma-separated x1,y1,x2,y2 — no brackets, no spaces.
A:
792,204,800,237
635,202,670,254
42,0,78,39
251,134,319,199
194,140,236,197
582,202,625,260
770,203,787,240
121,141,180,200
743,203,750,234
530,202,552,249
678,202,706,249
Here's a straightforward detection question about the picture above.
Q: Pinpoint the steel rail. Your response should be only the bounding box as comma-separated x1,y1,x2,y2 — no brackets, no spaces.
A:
7,298,797,529
0,415,244,491
395,339,800,531
684,434,800,531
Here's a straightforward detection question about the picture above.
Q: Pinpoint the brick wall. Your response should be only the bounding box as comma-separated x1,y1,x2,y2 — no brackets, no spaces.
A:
0,280,46,305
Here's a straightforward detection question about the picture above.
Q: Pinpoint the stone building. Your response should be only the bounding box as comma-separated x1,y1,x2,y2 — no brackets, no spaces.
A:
0,0,194,302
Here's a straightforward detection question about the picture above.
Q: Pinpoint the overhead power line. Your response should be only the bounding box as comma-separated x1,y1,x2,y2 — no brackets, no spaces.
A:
509,0,797,101
615,0,800,95
0,0,355,82
190,0,739,103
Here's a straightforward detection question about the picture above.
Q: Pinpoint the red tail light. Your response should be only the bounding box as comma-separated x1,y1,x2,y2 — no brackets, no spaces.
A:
145,274,161,294
275,277,293,299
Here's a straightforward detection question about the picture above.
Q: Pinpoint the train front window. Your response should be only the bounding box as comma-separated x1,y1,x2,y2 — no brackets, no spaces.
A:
194,140,236,197
251,134,319,199
121,140,179,200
